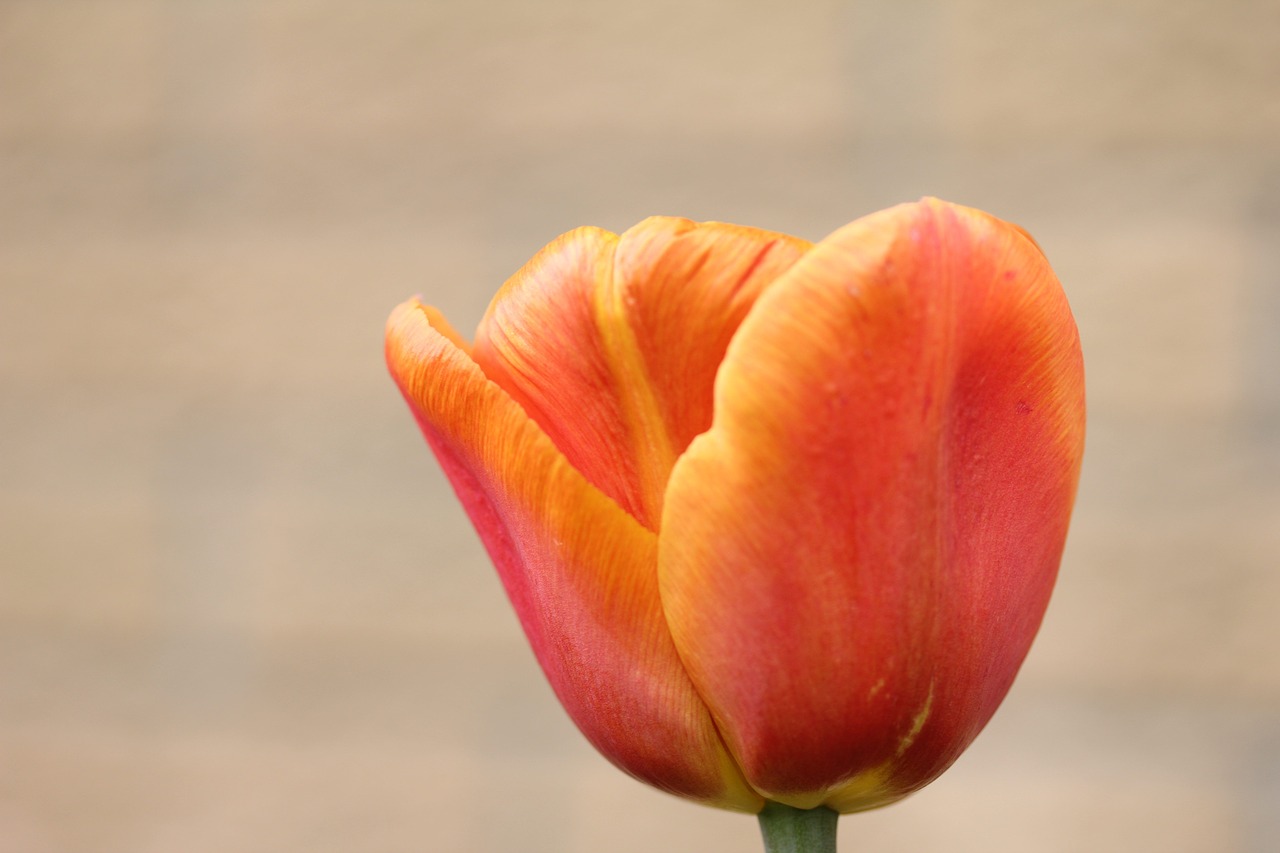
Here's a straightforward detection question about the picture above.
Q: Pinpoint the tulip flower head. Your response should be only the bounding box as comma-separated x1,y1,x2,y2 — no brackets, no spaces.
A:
387,199,1084,822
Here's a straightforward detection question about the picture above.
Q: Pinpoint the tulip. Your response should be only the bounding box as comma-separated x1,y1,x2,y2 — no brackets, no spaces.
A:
386,199,1084,837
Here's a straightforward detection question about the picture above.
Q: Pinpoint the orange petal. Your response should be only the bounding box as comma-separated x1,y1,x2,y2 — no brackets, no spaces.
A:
472,220,809,530
610,218,812,499
386,299,760,811
658,199,1085,811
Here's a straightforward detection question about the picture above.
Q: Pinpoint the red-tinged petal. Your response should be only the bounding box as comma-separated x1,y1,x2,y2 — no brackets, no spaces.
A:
472,220,809,530
658,198,1085,811
386,299,760,811
471,228,640,519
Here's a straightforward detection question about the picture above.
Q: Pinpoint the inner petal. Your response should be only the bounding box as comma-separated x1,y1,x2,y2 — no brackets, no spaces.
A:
472,218,810,530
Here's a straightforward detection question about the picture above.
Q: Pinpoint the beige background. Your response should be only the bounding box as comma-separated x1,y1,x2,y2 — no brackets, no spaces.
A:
3,1,1279,851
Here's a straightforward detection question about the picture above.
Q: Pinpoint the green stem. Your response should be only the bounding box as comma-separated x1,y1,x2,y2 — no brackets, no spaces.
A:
757,802,838,853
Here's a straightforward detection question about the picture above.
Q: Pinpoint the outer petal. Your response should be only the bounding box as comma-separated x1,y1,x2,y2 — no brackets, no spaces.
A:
472,220,809,529
387,300,760,811
658,199,1085,811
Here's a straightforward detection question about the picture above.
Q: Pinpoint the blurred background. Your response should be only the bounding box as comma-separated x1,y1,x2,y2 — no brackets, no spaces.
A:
2,1,1278,851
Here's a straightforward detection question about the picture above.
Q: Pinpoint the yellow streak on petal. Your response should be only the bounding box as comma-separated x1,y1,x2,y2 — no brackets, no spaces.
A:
593,257,678,528
762,683,938,813
819,768,896,814
895,682,934,758
817,683,936,815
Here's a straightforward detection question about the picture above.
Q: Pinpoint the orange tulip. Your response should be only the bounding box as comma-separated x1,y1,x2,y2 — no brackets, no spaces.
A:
386,198,1085,815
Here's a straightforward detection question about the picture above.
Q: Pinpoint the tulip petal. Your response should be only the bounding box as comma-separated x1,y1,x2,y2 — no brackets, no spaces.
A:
610,219,812,484
472,220,809,530
659,199,1085,811
387,300,761,811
